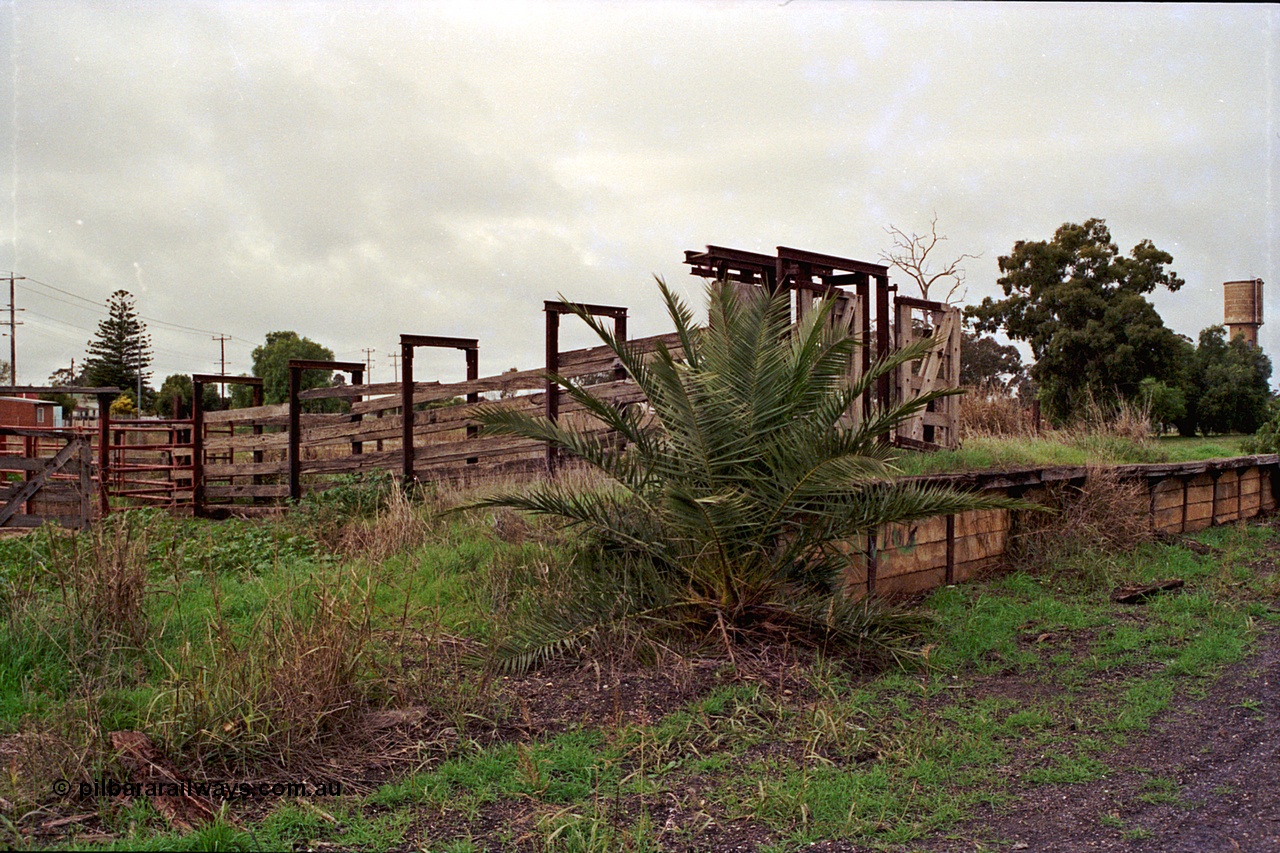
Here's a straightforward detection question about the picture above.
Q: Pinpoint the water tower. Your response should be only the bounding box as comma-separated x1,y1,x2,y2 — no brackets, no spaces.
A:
1224,279,1264,346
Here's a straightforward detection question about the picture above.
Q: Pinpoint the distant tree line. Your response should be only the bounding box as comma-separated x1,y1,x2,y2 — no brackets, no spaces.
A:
962,218,1271,436
43,288,343,418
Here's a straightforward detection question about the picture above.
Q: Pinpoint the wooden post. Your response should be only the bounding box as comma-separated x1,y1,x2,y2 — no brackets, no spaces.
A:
192,378,205,517
545,306,560,474
288,364,301,502
78,438,91,528
875,274,892,415
252,382,264,503
401,341,415,486
97,392,112,517
860,274,870,417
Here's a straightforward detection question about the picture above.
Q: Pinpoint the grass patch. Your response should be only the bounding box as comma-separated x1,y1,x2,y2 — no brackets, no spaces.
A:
5,487,1278,851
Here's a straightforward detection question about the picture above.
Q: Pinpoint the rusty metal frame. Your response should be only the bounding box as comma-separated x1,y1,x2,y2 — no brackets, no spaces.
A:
543,301,627,474
399,335,479,486
287,360,364,501
684,245,895,416
191,374,263,517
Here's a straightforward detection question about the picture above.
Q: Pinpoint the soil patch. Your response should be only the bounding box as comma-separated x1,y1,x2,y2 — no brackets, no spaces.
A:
901,626,1280,853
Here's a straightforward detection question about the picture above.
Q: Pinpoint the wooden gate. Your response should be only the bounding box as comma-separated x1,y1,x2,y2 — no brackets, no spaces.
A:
893,295,961,449
0,428,94,529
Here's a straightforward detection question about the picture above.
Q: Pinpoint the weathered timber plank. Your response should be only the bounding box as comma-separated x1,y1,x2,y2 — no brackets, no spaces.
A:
346,333,683,417
298,381,412,401
0,440,82,528
204,461,289,478
204,432,289,453
0,512,80,525
204,484,290,499
953,509,1010,538
204,403,289,424
876,521,945,553
1153,506,1185,533
0,457,86,474
878,540,948,577
1152,479,1186,511
952,555,1003,583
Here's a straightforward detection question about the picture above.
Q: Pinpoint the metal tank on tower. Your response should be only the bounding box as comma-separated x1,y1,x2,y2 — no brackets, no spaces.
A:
1223,279,1264,346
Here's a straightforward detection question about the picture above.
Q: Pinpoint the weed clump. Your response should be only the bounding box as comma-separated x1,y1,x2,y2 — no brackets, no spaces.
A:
1010,466,1153,589
150,569,383,767
959,384,1037,440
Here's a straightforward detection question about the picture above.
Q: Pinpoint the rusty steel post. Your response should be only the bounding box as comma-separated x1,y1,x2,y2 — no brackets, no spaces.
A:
401,340,415,485
545,305,560,474
945,514,956,585
288,363,301,502
875,273,891,415
351,368,364,456
465,346,479,464
192,378,205,517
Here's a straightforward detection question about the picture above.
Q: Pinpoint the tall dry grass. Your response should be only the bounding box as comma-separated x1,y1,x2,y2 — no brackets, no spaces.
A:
149,569,383,768
1009,465,1154,587
958,384,1038,440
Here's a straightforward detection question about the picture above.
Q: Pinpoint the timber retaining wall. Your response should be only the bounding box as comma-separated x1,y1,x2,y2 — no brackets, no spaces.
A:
851,455,1280,597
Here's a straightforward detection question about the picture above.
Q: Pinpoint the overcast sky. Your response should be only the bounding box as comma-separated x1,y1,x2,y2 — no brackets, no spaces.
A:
1,1,1277,389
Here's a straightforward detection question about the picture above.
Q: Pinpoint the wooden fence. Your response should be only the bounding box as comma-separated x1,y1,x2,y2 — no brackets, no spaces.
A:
856,455,1280,597
191,331,687,515
0,428,93,529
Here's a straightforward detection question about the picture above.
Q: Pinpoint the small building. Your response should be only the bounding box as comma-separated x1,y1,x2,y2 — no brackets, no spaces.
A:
0,396,57,428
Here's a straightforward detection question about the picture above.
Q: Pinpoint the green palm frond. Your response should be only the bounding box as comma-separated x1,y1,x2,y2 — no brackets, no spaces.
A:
462,278,1030,672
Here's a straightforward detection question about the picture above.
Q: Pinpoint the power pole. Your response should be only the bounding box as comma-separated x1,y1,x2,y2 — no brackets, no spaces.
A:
4,273,25,384
362,348,375,380
386,352,399,382
212,334,230,399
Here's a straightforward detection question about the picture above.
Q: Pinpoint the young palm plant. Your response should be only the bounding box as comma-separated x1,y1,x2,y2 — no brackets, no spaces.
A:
470,279,1017,671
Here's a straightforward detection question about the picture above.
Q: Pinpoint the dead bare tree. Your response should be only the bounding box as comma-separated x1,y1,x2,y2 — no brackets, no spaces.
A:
880,215,980,303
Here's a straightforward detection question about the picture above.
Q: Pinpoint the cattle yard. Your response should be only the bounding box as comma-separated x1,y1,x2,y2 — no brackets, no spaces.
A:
5,243,1278,600
0,245,959,522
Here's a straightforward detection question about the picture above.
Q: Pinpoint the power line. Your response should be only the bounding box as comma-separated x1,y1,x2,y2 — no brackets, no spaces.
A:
23,275,253,343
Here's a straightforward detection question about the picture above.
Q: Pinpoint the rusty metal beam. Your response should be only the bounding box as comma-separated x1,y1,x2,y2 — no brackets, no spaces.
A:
400,335,479,351
191,374,262,387
285,359,365,373
777,246,888,277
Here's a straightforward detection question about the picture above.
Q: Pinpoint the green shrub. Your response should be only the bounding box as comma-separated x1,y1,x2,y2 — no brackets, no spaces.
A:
468,280,1022,671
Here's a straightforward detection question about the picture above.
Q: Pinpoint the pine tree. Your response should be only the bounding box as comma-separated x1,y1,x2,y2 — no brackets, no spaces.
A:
83,290,153,395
